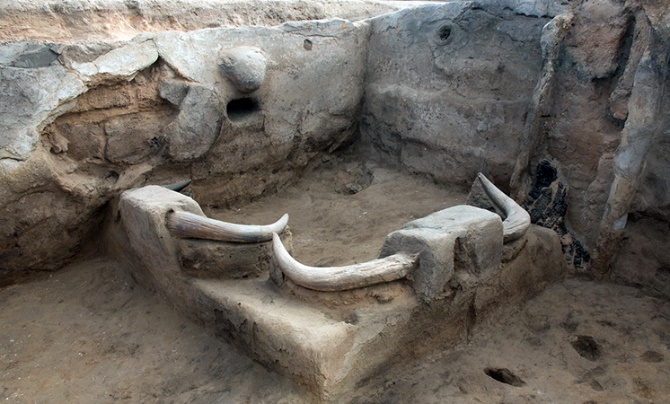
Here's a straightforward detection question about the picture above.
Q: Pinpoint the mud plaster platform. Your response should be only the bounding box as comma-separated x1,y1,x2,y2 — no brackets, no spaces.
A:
106,161,565,401
0,165,667,402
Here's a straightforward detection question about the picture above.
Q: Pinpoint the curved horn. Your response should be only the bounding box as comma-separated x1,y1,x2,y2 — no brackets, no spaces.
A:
162,179,192,192
167,211,288,243
272,233,416,292
477,173,531,243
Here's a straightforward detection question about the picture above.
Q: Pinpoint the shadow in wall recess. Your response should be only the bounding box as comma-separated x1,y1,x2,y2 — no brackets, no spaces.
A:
227,97,260,123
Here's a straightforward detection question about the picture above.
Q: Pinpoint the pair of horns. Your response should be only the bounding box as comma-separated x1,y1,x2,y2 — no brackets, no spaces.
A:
165,174,529,291
166,210,414,291
270,173,530,291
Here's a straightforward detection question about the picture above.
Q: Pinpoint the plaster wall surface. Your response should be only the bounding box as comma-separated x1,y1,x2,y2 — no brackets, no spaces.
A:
0,0,669,292
361,2,550,188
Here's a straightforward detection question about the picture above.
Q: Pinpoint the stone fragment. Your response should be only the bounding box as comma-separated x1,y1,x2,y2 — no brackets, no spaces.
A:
218,46,267,93
158,79,189,106
0,43,59,68
165,85,223,161
71,39,159,82
57,42,116,67
345,183,363,194
0,64,85,162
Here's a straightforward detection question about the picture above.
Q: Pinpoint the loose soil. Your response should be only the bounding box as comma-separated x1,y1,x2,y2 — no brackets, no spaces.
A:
1,159,669,402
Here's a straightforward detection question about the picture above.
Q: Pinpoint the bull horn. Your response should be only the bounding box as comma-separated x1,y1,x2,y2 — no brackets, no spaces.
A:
162,179,192,192
272,233,416,292
477,173,531,243
167,211,288,243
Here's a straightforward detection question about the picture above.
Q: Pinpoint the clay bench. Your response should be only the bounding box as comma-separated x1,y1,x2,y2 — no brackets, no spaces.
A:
112,174,565,401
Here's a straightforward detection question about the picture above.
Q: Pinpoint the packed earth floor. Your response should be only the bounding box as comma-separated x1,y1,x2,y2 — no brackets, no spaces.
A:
1,158,669,403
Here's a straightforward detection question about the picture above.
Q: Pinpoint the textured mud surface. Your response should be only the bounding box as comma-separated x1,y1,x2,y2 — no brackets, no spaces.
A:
1,163,669,402
2,263,668,402
0,258,303,403
355,279,670,403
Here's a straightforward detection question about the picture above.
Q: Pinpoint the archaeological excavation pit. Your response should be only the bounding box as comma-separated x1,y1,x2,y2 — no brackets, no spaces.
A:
1,0,670,402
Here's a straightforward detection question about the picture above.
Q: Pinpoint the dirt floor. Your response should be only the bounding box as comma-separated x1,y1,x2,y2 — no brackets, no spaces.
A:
1,159,669,403
355,279,670,403
204,155,465,266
